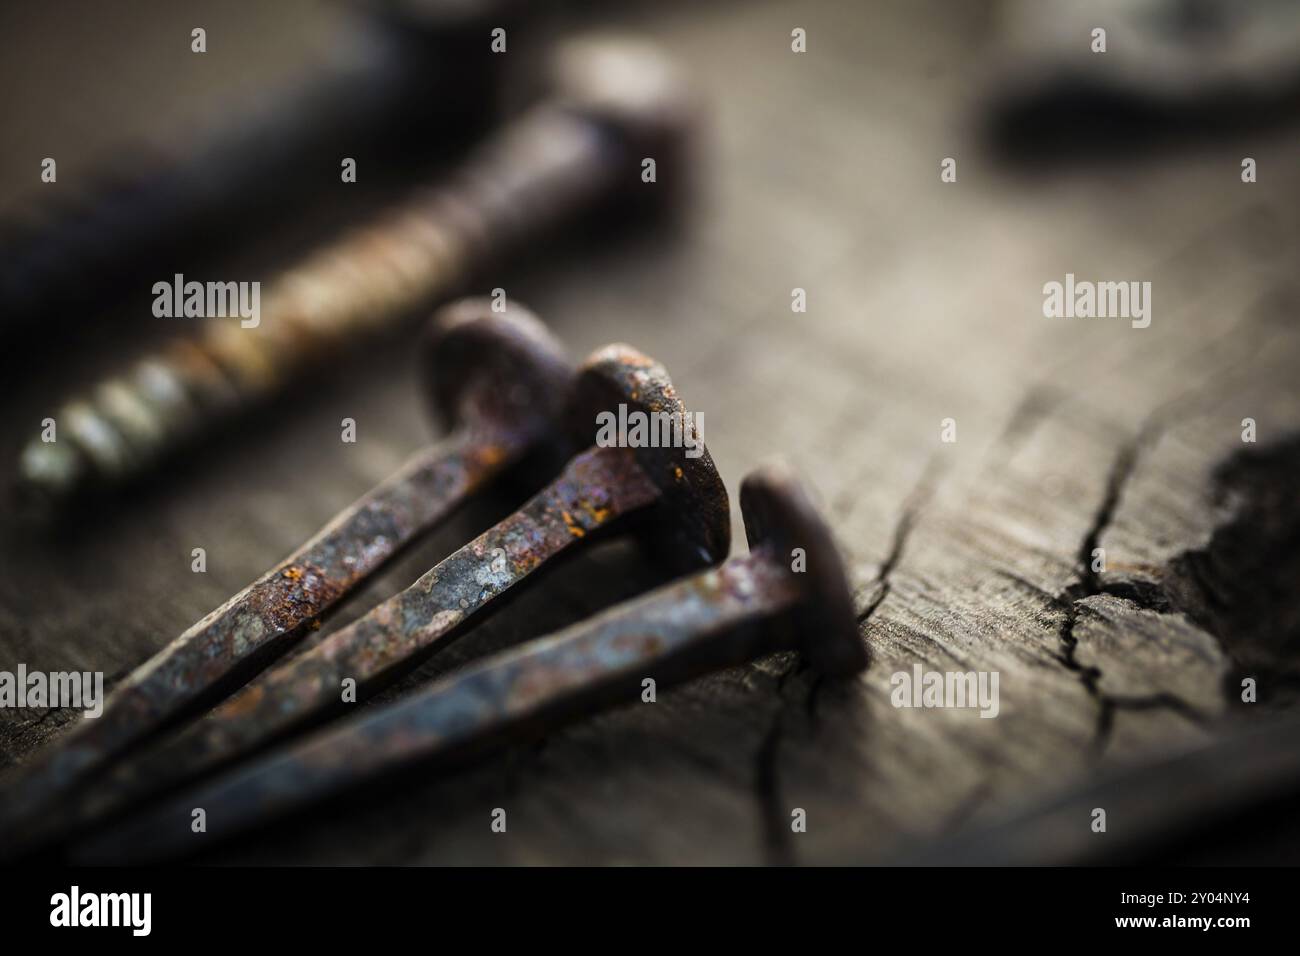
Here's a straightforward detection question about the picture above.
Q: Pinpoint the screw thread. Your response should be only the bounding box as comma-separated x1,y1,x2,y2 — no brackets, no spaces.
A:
18,108,610,503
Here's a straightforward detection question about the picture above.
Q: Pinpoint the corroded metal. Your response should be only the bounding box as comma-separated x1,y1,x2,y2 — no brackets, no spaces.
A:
72,464,864,863
0,300,572,844
20,344,728,855
573,342,730,571
17,36,699,505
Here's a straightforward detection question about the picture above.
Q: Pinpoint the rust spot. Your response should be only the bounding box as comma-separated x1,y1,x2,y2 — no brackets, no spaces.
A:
605,631,667,658
255,563,349,632
474,443,507,469
219,682,267,718
511,549,545,574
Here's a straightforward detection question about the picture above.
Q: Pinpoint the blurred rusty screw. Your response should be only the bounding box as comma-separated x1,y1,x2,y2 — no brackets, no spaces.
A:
18,344,729,853
0,300,572,842
73,463,865,863
0,0,520,339
17,35,698,506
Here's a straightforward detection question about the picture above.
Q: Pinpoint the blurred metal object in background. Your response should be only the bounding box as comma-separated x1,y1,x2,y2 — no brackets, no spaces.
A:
15,35,700,510
986,0,1300,157
0,0,521,340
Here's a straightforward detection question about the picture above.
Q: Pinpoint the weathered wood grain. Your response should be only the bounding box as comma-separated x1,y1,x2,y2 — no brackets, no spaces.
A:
1,0,1298,864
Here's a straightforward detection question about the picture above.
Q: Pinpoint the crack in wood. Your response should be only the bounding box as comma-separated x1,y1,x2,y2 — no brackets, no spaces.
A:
755,453,949,864
855,458,943,624
1053,426,1300,756
753,656,803,866
1047,429,1202,755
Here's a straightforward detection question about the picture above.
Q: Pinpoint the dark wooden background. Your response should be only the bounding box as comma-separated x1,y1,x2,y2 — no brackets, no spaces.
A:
2,0,1298,864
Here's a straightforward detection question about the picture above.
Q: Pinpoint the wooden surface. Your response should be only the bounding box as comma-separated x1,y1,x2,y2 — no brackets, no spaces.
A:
1,0,1298,864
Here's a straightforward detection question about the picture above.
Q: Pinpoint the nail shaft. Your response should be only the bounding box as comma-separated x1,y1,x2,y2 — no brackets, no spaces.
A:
2,434,496,830
1,300,573,846
58,445,662,839
86,550,799,863
80,338,730,814
75,463,863,863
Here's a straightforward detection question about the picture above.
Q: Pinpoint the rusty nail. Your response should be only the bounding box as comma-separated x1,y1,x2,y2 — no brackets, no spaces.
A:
17,35,699,505
0,299,572,847
24,344,728,853
71,463,864,863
